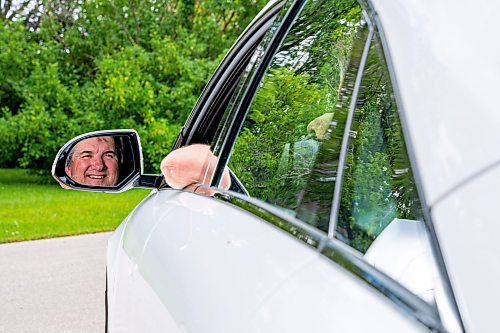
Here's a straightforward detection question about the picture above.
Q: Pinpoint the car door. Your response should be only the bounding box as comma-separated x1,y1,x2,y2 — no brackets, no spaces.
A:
107,0,462,332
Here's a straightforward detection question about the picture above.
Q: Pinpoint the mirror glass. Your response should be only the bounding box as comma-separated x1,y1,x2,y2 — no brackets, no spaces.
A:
65,136,123,186
53,131,141,190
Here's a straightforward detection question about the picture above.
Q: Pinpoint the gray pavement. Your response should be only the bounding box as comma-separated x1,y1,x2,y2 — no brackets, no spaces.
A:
0,232,111,333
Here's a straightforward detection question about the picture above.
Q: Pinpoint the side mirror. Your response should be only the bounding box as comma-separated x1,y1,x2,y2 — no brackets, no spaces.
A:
52,129,161,192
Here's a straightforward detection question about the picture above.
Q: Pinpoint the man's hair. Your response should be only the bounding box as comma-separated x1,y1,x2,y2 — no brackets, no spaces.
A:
113,136,124,165
65,136,122,169
65,146,76,169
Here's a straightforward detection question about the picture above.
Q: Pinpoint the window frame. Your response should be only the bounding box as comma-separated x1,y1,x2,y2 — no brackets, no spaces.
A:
327,12,374,238
172,0,287,150
209,0,307,188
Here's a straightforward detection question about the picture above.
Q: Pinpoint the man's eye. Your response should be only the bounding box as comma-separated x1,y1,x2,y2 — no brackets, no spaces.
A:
81,154,91,159
104,153,117,159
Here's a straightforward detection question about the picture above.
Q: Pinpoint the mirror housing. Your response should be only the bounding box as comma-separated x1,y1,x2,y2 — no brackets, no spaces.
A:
52,129,160,192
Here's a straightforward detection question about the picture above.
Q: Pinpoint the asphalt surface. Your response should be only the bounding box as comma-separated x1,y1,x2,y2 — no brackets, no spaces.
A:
0,232,111,333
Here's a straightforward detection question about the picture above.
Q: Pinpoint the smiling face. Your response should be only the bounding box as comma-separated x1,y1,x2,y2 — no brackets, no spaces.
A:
65,136,119,186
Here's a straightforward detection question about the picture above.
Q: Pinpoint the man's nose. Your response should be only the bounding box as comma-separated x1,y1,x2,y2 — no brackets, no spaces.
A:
90,156,106,170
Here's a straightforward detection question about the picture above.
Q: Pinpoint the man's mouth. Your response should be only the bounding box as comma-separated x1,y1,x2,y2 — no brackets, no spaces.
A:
87,175,106,180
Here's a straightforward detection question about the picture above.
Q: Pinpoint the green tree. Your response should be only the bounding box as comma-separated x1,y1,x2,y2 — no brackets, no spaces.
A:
337,33,423,252
0,0,267,175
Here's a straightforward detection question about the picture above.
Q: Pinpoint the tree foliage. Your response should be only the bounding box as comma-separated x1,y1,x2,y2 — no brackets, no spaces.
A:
230,67,329,207
229,0,360,227
0,0,267,174
336,34,424,253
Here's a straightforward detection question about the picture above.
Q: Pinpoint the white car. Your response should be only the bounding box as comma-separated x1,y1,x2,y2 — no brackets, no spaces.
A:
53,0,500,332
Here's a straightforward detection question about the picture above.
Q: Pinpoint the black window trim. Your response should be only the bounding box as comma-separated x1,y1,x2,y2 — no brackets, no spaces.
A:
174,0,286,150
209,0,307,187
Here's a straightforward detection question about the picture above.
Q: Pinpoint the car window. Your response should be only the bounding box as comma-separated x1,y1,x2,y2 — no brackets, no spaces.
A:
327,29,440,304
188,0,442,309
225,0,368,231
334,30,424,252
207,0,441,306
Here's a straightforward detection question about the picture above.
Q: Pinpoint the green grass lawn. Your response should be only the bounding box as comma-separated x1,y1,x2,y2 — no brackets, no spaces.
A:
0,168,150,243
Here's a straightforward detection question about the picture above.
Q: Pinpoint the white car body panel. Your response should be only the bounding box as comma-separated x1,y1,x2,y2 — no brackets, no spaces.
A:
252,255,427,333
364,219,439,303
109,249,180,332
107,190,429,332
370,0,500,206
431,165,500,333
108,190,318,332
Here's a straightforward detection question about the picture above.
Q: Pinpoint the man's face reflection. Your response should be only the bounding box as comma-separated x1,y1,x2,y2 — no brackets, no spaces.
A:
65,136,119,186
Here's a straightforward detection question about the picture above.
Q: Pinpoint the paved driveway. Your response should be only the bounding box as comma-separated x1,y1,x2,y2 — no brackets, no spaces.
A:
0,232,111,333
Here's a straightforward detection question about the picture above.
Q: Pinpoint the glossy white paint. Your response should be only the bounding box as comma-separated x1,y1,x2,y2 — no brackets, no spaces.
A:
250,255,428,333
107,190,318,332
431,165,500,333
106,190,430,332
370,0,500,206
108,241,181,332
364,219,439,304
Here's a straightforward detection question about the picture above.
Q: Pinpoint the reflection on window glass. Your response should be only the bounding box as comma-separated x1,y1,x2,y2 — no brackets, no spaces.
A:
335,31,424,253
228,0,365,230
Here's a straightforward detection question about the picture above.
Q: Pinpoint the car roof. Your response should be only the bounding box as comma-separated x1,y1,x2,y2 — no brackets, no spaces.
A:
370,0,500,206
